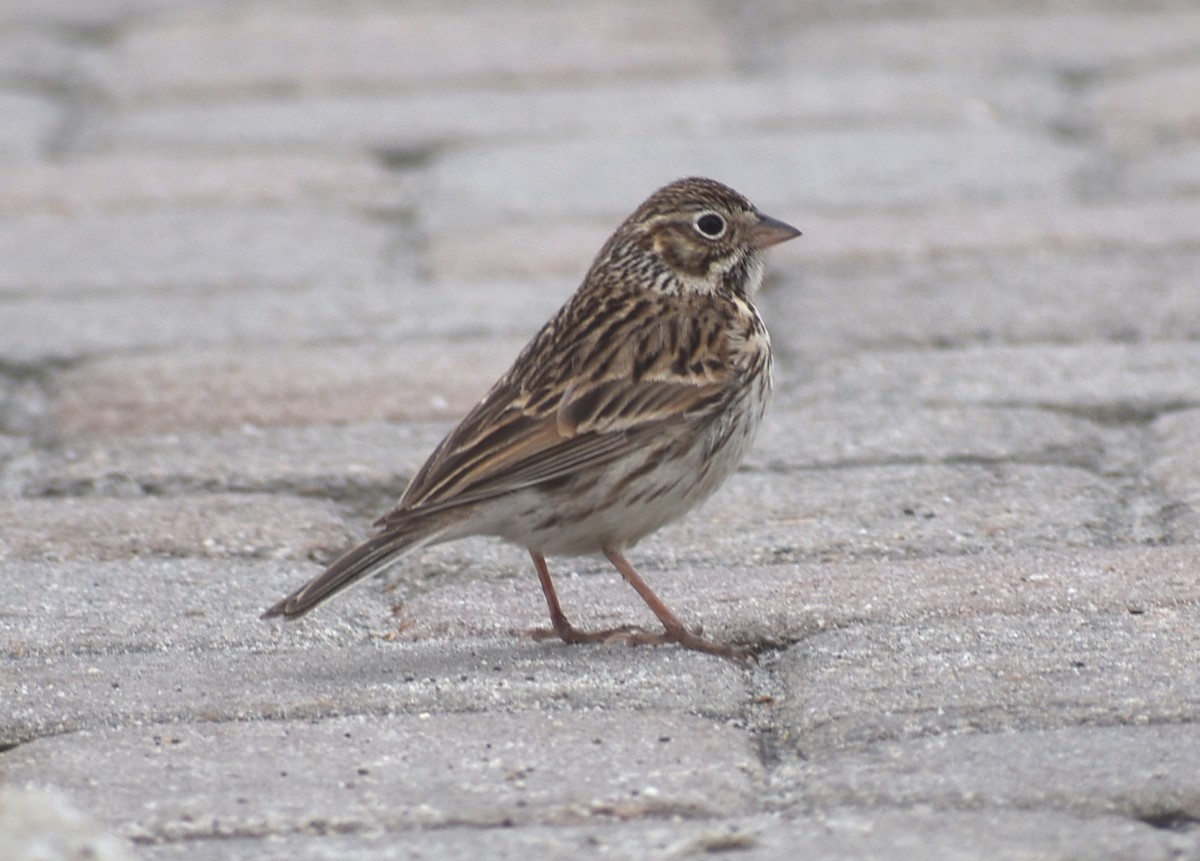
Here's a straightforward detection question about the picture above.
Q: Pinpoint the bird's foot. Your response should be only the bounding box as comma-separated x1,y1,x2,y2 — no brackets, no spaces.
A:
623,626,756,663
529,620,754,662
526,622,648,645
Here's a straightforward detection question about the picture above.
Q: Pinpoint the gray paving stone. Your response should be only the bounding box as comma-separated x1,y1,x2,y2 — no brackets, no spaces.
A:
0,786,136,861
128,810,1190,861
769,12,1200,75
0,493,351,561
4,788,1191,861
0,711,760,840
2,638,749,748
419,129,1088,232
25,423,450,498
768,248,1200,356
779,723,1200,824
667,463,1131,562
4,3,1199,859
48,340,524,437
393,546,1200,647
100,3,732,103
793,201,1200,263
774,610,1200,753
0,208,397,297
1096,61,1200,152
10,548,1193,747
130,817,775,861
12,545,1191,748
1,558,747,744
0,27,87,83
96,69,1063,154
1151,410,1200,502
424,218,637,283
0,89,60,159
0,275,566,365
793,341,1200,417
1149,409,1200,542
0,369,47,438
1,558,377,663
752,402,1130,474
0,0,204,27
1121,145,1200,197
0,154,400,215
0,433,38,498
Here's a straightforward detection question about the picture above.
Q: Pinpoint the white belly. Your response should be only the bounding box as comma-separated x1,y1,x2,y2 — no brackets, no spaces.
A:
481,371,770,556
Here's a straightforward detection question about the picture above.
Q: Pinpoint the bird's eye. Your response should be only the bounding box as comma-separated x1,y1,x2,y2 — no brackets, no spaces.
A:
694,212,726,239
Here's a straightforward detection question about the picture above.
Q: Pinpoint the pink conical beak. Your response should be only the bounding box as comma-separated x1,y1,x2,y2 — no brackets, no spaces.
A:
750,213,801,249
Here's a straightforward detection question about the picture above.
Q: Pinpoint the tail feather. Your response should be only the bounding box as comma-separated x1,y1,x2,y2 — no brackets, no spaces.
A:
263,520,443,620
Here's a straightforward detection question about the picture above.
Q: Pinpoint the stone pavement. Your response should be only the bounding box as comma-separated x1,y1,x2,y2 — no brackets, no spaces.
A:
2,0,1200,858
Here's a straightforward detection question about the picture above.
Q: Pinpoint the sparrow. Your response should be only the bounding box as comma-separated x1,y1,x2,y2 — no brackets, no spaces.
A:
265,177,800,659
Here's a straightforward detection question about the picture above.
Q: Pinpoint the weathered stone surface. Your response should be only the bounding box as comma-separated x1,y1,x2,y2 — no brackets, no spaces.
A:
0,154,399,215
1122,146,1200,197
3,3,1200,859
1,558,371,661
0,712,761,839
101,3,732,103
1150,409,1200,506
0,557,748,745
393,547,1200,646
48,340,522,437
0,209,398,296
0,493,351,561
2,638,751,749
0,90,60,159
770,12,1200,74
1148,409,1200,543
130,809,1186,861
769,248,1200,356
25,423,448,498
0,786,135,861
1097,62,1200,151
751,401,1129,473
96,68,1064,155
0,433,38,498
792,341,1200,416
775,610,1200,752
671,463,1132,562
0,274,565,365
780,723,1200,823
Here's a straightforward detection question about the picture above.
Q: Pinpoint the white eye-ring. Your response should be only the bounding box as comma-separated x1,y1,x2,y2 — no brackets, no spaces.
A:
694,211,726,239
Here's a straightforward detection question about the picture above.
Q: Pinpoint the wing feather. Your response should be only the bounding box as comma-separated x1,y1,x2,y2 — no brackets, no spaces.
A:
378,299,738,526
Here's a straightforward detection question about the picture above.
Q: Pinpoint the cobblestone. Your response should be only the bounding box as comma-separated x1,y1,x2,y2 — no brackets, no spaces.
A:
0,493,350,561
101,4,734,103
48,340,522,437
0,209,400,297
2,2,1198,859
0,154,399,215
0,90,61,159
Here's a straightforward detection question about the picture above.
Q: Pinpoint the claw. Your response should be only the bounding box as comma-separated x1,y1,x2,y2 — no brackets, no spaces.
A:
525,622,647,645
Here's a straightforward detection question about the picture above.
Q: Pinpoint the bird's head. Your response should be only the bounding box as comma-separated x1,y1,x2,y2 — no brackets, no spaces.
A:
603,177,800,299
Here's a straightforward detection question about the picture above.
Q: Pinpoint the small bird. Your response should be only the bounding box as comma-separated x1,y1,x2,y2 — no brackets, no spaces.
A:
264,177,800,659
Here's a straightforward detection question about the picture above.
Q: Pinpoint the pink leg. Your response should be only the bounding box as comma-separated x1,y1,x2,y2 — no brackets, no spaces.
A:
604,549,751,661
528,551,644,644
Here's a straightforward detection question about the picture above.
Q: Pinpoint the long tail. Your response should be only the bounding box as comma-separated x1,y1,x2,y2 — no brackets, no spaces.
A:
262,519,445,620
